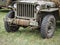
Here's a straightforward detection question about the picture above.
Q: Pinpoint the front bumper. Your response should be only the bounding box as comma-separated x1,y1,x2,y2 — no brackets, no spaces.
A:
4,18,38,27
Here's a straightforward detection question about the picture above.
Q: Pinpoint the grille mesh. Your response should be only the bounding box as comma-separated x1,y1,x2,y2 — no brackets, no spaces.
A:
17,2,35,18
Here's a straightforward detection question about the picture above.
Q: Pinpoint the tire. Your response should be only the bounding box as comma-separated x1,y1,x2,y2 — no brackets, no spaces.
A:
0,7,2,9
41,15,56,38
4,10,19,32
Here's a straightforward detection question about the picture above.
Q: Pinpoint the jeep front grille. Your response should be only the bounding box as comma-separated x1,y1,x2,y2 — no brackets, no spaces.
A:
16,2,35,19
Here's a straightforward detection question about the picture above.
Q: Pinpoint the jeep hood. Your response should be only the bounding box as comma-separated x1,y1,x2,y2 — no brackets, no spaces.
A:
18,1,54,6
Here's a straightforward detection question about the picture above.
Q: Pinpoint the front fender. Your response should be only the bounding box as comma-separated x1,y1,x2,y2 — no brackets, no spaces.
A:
40,8,59,12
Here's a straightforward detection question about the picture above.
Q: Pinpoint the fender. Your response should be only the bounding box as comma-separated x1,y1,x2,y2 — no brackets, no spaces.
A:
40,8,59,20
40,8,59,12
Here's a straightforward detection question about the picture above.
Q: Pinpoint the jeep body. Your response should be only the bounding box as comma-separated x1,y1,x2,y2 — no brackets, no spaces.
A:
4,0,59,38
12,0,57,26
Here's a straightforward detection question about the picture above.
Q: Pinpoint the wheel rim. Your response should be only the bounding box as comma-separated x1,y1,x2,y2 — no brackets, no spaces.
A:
47,19,55,37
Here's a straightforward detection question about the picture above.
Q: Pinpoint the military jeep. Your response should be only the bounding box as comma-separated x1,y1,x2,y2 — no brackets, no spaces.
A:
4,0,59,38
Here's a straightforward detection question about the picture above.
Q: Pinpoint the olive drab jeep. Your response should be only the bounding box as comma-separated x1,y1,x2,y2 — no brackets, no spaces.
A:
4,0,60,38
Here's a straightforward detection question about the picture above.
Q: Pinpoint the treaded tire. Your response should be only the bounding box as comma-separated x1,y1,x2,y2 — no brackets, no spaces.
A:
4,10,19,32
41,15,56,38
0,7,2,9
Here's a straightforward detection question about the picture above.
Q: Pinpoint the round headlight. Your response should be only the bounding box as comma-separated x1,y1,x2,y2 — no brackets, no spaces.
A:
14,3,17,8
36,6,40,11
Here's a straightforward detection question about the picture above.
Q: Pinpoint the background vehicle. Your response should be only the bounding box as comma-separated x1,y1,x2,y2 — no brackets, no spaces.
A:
0,0,16,8
4,0,60,38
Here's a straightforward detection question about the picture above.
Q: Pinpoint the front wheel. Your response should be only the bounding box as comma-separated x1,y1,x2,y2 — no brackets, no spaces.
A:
4,10,19,32
41,15,56,38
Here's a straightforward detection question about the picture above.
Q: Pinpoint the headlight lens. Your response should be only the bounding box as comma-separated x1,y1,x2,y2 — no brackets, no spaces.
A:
14,3,17,8
36,6,40,11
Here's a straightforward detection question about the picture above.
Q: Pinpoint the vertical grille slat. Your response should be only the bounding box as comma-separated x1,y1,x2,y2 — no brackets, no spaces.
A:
30,4,31,17
24,4,25,17
17,2,35,18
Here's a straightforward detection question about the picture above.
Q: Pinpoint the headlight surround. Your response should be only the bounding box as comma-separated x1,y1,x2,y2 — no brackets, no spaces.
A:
13,3,17,8
36,5,40,11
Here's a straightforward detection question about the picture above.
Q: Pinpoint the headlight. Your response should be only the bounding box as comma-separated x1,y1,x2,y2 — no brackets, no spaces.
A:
36,6,40,11
14,3,17,8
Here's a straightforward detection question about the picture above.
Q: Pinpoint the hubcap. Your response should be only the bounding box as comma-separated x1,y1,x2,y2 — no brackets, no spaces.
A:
47,19,55,37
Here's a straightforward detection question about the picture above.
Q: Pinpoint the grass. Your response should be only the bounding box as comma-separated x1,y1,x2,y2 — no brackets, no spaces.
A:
0,9,60,45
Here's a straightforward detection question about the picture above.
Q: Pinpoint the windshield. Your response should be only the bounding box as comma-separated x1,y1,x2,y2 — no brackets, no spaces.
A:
19,0,47,1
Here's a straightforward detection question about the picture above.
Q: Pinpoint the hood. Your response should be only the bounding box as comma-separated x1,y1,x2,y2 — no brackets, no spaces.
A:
18,1,55,6
19,1,46,5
